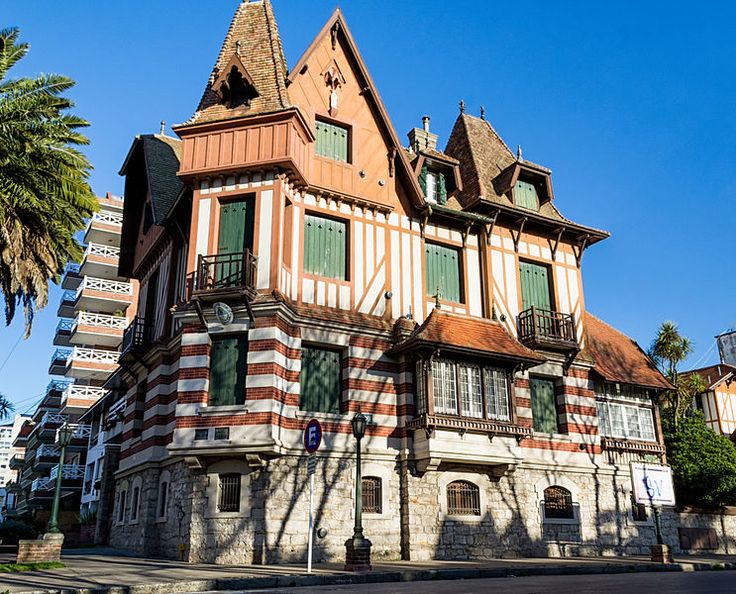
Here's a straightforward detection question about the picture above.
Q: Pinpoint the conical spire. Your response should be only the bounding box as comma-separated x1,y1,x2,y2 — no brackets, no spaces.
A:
187,0,290,125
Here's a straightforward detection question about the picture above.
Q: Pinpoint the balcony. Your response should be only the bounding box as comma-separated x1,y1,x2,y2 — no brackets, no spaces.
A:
192,250,257,302
80,242,122,280
517,307,578,352
57,289,77,318
50,463,85,481
70,312,127,347
121,316,152,356
66,347,119,381
53,319,74,346
34,444,60,466
84,210,123,246
75,276,134,313
30,477,55,493
8,453,25,470
49,348,71,375
61,262,83,290
98,193,124,211
61,385,106,412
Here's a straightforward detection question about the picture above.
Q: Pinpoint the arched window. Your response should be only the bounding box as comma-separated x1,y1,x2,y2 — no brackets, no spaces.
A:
158,481,168,519
362,477,382,514
446,480,481,516
544,486,574,519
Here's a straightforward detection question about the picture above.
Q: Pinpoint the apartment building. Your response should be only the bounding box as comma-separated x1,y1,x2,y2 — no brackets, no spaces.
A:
106,0,672,563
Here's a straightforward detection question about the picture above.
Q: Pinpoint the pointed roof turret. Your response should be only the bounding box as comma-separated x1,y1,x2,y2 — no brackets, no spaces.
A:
186,0,290,125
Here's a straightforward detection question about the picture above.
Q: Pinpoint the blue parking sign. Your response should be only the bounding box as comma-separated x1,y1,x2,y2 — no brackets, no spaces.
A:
303,419,322,454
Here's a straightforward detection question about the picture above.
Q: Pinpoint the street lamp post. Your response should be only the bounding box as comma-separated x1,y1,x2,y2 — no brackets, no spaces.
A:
47,423,75,534
344,411,372,571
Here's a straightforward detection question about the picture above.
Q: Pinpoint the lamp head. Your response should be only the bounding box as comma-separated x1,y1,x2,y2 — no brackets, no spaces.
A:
351,411,367,439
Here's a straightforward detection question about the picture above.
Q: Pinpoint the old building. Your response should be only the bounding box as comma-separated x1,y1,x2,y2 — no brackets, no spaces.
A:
108,0,674,562
683,364,736,439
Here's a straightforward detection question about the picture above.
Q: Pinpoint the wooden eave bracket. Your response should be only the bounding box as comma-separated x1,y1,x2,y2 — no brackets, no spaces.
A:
548,226,565,261
483,210,499,241
510,216,528,252
573,234,590,268
461,221,473,247
562,348,581,376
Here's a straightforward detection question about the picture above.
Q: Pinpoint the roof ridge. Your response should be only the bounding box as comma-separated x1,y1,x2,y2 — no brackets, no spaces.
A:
263,0,290,109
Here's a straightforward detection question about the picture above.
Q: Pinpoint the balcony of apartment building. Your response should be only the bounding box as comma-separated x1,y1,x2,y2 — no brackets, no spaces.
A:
121,316,153,358
29,462,85,500
70,312,127,348
61,262,83,291
33,444,61,468
53,319,74,347
61,385,106,414
97,192,124,212
190,250,258,303
83,210,123,246
75,276,134,313
80,243,122,280
517,307,579,352
8,452,25,471
49,348,71,375
66,347,119,382
57,289,77,318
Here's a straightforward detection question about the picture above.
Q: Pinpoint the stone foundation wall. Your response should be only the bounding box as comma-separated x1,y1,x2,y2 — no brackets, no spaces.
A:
108,456,736,563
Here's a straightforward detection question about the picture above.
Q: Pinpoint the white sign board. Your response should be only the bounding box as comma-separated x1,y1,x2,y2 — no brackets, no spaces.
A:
717,331,736,367
631,463,676,506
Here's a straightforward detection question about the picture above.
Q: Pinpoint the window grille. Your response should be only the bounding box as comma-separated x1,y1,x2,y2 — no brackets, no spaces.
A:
218,474,241,512
432,359,457,414
194,428,209,441
159,481,168,518
362,476,382,514
484,367,510,421
446,480,481,516
214,427,230,440
459,365,483,418
544,486,574,519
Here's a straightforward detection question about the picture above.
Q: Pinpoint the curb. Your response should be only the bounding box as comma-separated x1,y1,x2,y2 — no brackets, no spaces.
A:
14,561,736,594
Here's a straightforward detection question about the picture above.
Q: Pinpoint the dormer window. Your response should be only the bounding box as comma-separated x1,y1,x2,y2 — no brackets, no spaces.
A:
420,165,447,205
212,53,259,109
514,179,540,211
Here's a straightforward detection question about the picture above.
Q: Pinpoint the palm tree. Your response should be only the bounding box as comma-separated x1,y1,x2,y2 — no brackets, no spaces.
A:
0,27,97,336
649,321,704,428
0,393,13,419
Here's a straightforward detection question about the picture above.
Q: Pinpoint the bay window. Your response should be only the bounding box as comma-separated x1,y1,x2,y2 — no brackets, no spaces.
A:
595,382,656,442
428,359,511,421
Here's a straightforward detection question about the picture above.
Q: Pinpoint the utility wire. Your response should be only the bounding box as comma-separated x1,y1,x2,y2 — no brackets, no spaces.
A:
0,330,24,376
691,339,718,370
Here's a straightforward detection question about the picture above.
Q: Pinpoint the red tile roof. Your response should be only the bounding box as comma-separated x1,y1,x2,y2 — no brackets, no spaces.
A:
681,364,736,391
584,312,672,390
393,309,543,365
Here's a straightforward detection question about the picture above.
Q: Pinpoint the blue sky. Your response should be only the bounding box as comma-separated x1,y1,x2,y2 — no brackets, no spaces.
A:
1,1,733,413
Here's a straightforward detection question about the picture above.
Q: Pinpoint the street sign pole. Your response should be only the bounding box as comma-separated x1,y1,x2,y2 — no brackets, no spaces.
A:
303,419,322,575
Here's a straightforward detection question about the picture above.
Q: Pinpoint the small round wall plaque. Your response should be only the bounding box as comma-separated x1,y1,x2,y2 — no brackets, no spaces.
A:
213,302,234,325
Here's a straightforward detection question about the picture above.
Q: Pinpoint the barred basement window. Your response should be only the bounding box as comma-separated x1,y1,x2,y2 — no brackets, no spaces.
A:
194,428,209,441
362,476,382,514
218,473,241,513
544,486,574,520
214,427,230,440
446,480,481,516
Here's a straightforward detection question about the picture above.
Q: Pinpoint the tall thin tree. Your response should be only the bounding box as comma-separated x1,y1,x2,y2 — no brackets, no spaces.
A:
0,27,97,336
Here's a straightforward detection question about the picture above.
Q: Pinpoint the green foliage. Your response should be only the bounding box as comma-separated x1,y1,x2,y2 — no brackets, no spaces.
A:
77,507,97,525
0,562,64,573
663,412,736,508
0,392,13,419
0,519,37,545
0,27,97,336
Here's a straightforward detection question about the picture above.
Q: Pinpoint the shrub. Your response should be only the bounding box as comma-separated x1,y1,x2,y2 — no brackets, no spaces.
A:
0,520,37,545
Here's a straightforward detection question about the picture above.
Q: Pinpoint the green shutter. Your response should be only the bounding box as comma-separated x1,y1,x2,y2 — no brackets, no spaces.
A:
515,180,539,211
304,214,347,280
209,337,247,407
530,378,557,433
315,120,348,162
217,199,249,287
300,346,341,413
419,165,428,197
519,261,552,311
425,242,461,303
438,172,447,205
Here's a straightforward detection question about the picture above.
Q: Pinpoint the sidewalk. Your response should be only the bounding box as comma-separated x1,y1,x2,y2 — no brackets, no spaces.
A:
1,548,735,594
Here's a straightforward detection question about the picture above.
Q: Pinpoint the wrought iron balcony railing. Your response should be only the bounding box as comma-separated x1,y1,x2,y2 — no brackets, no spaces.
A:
517,307,578,351
74,311,128,330
194,250,257,295
122,316,153,354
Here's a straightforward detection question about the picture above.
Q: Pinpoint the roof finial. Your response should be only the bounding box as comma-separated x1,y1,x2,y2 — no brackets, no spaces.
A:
459,100,465,114
517,145,523,160
236,40,241,56
159,120,166,135
434,286,442,310
480,105,485,119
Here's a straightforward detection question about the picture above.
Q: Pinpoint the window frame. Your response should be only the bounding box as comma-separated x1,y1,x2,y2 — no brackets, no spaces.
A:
428,358,512,422
299,344,344,414
595,383,657,442
530,376,559,434
217,473,242,513
208,334,248,407
315,118,351,163
513,178,541,211
446,480,481,517
541,485,580,525
303,211,350,281
116,487,127,525
424,241,464,304
130,485,140,523
361,476,383,515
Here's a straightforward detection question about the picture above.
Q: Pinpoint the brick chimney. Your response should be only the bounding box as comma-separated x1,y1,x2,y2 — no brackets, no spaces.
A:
408,115,438,153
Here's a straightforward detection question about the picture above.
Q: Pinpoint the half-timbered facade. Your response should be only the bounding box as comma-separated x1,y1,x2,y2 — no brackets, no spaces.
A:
108,0,672,562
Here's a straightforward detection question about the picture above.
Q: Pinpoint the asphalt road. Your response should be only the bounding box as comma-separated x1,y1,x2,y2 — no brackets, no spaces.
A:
213,571,736,594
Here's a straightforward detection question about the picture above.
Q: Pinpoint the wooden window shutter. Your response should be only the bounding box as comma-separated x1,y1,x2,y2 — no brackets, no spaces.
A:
315,120,348,162
438,172,447,205
419,165,428,196
209,337,247,406
519,261,552,311
303,214,347,280
530,378,557,433
299,346,341,413
425,242,462,303
515,180,540,211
